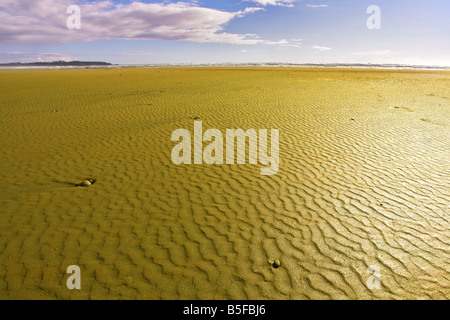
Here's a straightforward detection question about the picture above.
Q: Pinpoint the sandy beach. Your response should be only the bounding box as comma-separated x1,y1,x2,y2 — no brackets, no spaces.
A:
0,67,448,299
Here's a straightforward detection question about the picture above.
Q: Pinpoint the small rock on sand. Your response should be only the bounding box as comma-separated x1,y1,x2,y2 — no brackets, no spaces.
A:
269,259,281,269
75,179,96,187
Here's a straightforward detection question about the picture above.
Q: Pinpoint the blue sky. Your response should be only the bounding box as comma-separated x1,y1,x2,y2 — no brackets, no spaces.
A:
1,0,449,65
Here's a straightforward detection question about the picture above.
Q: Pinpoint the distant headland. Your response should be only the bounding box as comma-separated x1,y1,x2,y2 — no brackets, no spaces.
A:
0,60,112,67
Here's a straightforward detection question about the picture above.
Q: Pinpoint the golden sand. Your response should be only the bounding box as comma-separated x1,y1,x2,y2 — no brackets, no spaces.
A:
0,67,448,299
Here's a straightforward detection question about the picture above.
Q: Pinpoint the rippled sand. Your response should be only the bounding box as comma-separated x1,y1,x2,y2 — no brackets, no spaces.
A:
0,68,449,299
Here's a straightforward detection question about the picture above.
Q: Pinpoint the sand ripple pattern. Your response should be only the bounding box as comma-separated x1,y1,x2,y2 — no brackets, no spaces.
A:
0,68,449,299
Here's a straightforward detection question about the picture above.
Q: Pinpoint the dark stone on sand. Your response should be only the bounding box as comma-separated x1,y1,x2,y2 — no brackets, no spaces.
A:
270,259,281,269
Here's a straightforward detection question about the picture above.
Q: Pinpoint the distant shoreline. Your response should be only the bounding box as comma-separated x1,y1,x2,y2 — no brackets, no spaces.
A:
1,61,449,71
0,61,112,67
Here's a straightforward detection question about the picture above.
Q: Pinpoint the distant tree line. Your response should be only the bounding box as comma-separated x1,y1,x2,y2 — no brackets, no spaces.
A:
0,60,112,67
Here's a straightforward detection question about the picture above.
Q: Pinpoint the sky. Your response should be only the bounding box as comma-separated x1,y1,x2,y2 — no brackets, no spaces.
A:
0,0,449,66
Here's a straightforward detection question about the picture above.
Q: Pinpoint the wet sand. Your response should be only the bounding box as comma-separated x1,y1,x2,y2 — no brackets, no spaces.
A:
0,67,448,299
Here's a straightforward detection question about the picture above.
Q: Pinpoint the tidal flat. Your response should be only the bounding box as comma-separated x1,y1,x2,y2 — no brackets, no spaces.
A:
0,67,448,299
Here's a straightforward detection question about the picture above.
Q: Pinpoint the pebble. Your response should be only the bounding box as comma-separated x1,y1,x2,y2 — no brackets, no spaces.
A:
272,260,281,268
76,179,96,187
269,259,281,269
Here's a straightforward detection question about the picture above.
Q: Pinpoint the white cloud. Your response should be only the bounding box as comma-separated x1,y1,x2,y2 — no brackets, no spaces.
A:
38,54,72,62
245,0,298,7
0,51,75,63
0,0,267,45
350,50,397,56
264,39,302,47
312,45,331,51
116,50,157,56
306,4,328,8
